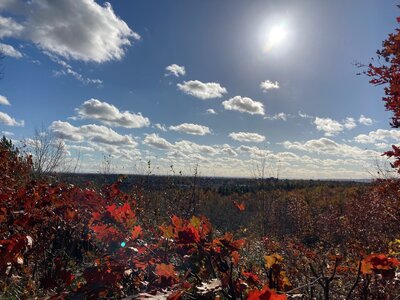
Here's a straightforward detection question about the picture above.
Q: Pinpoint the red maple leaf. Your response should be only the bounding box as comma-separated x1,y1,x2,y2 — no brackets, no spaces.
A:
248,285,287,300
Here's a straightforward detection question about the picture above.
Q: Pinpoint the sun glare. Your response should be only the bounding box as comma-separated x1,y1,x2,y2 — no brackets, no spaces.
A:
269,25,287,45
262,23,288,51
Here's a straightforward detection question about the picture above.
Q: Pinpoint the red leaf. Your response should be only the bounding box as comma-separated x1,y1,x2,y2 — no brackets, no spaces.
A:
156,263,177,279
248,285,287,300
232,200,246,211
131,225,142,240
232,251,240,266
106,203,136,223
155,263,179,286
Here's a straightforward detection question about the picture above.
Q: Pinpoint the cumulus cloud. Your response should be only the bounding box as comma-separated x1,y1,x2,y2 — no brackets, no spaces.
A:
154,123,167,132
344,117,357,130
143,134,234,158
0,111,24,126
50,121,137,147
75,99,150,128
264,112,289,121
0,95,10,105
0,16,23,38
165,64,185,77
0,0,140,62
236,145,271,158
220,144,238,157
314,117,344,136
169,123,211,136
358,115,374,126
174,140,218,156
260,80,279,92
222,96,265,115
177,80,227,100
282,137,379,158
314,117,358,136
143,133,173,150
206,108,217,115
0,42,22,58
229,132,266,143
354,129,400,144
374,143,390,149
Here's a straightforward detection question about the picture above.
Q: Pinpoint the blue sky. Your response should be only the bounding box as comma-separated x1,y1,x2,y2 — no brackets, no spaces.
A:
0,0,399,178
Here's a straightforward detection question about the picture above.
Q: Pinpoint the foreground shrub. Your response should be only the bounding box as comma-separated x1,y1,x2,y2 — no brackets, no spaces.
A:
1,138,400,298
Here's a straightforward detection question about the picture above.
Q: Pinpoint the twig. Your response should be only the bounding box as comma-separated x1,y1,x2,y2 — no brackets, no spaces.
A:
285,276,323,294
346,259,362,300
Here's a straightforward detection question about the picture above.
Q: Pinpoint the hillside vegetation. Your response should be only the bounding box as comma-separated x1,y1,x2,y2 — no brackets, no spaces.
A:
0,138,399,299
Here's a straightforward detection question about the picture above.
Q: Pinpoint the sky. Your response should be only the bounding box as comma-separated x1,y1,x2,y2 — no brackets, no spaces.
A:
0,0,399,179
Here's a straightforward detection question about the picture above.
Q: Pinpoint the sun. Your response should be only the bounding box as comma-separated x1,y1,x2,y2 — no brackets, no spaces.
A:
261,23,289,51
269,25,287,46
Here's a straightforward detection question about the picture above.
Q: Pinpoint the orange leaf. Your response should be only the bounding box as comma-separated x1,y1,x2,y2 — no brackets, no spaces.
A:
248,285,287,300
171,215,183,229
155,263,178,281
232,200,245,211
232,251,240,266
131,225,142,240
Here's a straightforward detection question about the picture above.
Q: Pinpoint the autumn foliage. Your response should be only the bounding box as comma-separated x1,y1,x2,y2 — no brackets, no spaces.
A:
1,9,400,300
367,13,400,172
1,134,400,299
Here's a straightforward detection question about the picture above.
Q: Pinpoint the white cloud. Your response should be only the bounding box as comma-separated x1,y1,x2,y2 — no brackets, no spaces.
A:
0,16,23,38
260,80,279,92
66,144,95,152
154,123,167,132
374,143,390,150
220,144,238,157
358,115,374,126
174,140,218,156
165,64,185,77
344,117,357,130
222,96,265,115
177,80,227,100
314,117,357,136
0,0,140,62
169,123,211,136
51,55,103,86
314,117,344,136
229,132,265,143
264,112,289,121
0,95,10,105
354,129,400,144
206,108,217,115
0,42,22,58
236,145,257,153
282,137,379,158
0,111,24,126
88,141,140,161
298,111,313,119
1,130,14,136
50,121,137,146
143,134,235,159
236,145,271,158
75,99,150,128
143,133,173,150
